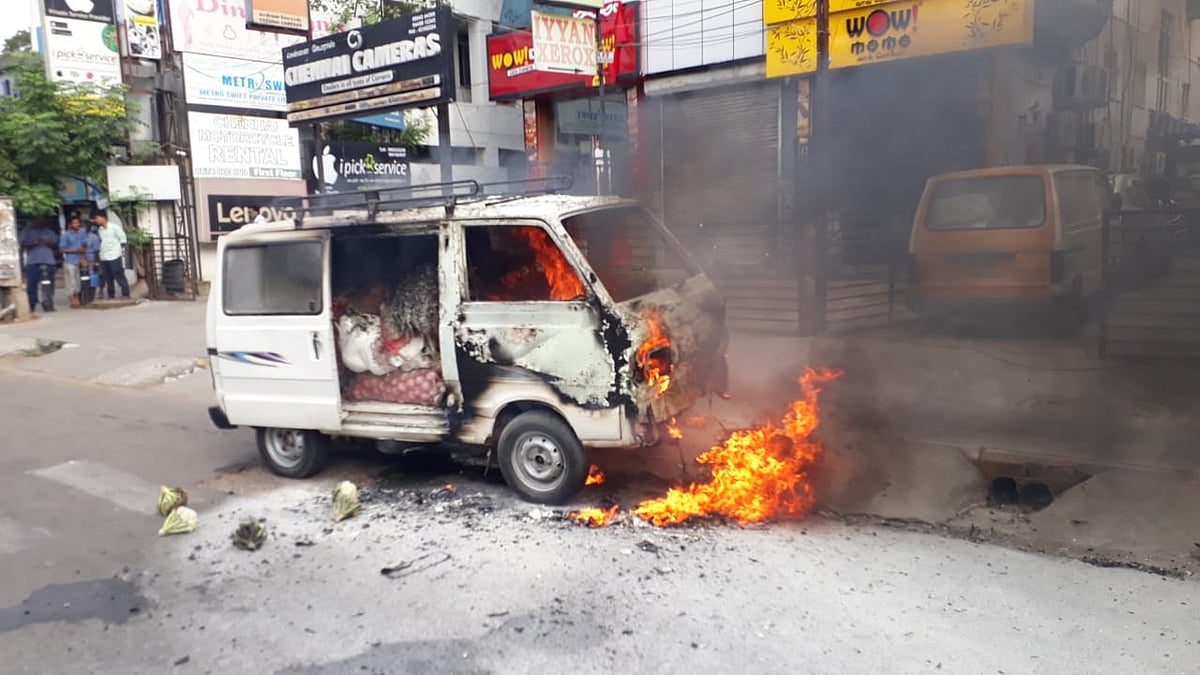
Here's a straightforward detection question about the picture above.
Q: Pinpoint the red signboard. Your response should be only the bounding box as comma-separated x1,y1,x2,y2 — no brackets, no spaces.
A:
487,1,640,101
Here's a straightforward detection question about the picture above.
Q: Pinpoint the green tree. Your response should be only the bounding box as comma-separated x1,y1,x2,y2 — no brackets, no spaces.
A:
0,52,138,214
3,30,31,55
309,0,434,148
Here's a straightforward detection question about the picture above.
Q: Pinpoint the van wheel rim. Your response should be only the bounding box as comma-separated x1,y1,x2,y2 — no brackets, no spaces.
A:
513,433,565,489
264,429,306,469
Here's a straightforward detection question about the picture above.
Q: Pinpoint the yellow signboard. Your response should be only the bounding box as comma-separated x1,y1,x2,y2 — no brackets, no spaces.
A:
766,17,819,77
764,0,817,26
828,0,894,12
828,0,1034,70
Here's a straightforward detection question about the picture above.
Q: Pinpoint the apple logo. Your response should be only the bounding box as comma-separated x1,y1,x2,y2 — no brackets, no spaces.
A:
64,0,95,13
312,146,338,187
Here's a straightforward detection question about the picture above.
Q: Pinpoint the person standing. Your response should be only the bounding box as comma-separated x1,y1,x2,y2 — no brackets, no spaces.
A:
85,222,102,303
94,209,130,300
59,215,90,308
18,217,59,312
253,205,270,224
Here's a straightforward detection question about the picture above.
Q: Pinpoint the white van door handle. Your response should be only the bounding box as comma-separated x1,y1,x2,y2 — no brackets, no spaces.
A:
311,332,322,360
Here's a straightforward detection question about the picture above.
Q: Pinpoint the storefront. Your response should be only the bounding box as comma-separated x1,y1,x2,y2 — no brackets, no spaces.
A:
486,0,641,194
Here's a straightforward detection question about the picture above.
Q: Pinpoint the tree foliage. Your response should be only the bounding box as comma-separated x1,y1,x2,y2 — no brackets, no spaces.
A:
309,0,436,148
0,52,139,214
3,30,31,55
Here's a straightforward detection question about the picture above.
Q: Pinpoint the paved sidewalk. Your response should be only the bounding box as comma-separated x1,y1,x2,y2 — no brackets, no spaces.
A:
0,300,211,399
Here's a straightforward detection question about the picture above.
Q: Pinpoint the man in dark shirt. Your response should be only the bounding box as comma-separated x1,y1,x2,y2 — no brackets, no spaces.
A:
18,219,58,312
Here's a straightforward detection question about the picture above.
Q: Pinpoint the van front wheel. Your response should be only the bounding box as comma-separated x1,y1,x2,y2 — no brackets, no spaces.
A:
497,411,588,505
256,428,329,479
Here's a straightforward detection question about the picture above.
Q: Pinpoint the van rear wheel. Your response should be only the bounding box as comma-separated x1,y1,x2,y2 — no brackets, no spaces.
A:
496,411,588,505
256,428,329,479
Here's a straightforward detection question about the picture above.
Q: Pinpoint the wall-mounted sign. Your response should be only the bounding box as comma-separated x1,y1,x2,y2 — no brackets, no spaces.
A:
122,0,162,60
767,0,1034,78
487,1,639,100
282,7,456,126
244,0,310,36
0,197,17,284
167,0,346,62
555,97,626,136
207,193,297,237
182,53,287,111
43,0,116,24
530,11,596,74
42,17,122,87
828,0,1033,70
187,111,302,180
309,143,412,192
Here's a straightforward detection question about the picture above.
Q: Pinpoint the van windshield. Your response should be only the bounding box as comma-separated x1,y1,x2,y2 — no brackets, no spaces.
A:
563,206,699,302
926,175,1046,231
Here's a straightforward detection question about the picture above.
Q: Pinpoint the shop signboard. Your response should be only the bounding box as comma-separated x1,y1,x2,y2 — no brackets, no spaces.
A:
43,0,116,24
487,0,639,101
244,0,310,36
42,16,122,87
208,193,297,237
555,97,626,136
281,7,456,125
166,0,346,62
187,111,302,179
122,0,163,59
529,11,596,74
0,197,17,285
765,0,1034,77
308,142,412,192
183,53,288,111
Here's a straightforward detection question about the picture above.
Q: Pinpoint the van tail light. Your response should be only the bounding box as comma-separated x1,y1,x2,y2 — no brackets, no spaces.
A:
1049,251,1065,285
907,255,919,285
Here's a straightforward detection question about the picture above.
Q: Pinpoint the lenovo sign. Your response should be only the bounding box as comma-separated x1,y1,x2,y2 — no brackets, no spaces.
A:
487,1,640,101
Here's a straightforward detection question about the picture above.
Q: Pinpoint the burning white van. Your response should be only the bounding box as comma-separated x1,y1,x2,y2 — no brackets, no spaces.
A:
205,178,729,504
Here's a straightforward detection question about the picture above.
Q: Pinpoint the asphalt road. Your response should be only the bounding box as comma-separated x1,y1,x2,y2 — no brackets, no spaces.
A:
1,369,1199,675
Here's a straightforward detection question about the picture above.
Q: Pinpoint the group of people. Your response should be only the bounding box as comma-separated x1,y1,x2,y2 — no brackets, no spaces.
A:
18,209,131,313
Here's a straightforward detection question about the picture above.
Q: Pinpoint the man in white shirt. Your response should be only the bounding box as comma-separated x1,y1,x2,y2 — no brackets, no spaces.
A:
95,209,130,299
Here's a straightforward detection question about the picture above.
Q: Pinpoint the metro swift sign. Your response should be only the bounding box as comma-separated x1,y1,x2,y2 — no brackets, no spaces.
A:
486,1,639,101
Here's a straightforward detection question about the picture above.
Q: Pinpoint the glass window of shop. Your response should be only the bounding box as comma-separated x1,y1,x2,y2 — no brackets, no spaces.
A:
552,90,630,196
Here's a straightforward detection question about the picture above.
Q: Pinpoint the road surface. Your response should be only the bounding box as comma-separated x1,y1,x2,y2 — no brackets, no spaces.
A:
0,368,1197,675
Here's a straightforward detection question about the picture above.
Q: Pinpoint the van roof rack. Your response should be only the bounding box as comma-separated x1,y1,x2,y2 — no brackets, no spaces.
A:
274,175,575,228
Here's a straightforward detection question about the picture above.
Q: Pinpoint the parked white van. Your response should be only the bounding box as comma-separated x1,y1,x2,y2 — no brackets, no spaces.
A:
205,178,729,504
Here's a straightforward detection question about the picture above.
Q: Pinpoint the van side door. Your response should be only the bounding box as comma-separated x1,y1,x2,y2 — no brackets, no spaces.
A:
211,234,342,431
1053,170,1106,295
449,219,622,440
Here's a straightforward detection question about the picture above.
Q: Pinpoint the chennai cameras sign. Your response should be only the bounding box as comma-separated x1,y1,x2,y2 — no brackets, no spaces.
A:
281,6,456,126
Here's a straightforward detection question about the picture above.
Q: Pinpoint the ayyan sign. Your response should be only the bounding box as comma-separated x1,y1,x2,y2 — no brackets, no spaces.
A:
530,11,596,75
187,111,302,180
282,7,456,125
42,17,122,87
183,53,287,111
310,143,412,192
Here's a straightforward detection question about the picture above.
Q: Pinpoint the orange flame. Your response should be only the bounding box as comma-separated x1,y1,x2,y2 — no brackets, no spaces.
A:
585,464,607,486
568,504,619,527
636,309,673,397
667,417,683,440
632,367,843,527
500,227,585,301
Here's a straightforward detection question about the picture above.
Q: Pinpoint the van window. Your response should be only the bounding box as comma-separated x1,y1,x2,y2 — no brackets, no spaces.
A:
1057,171,1104,228
464,224,586,302
926,175,1046,231
564,206,697,302
223,241,323,316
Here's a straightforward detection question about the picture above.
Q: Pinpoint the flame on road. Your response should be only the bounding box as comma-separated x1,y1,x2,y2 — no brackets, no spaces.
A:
568,504,619,527
585,464,607,486
633,368,842,527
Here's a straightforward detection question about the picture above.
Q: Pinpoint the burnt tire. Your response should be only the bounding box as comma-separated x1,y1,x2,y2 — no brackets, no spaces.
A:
496,411,588,505
256,428,329,479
